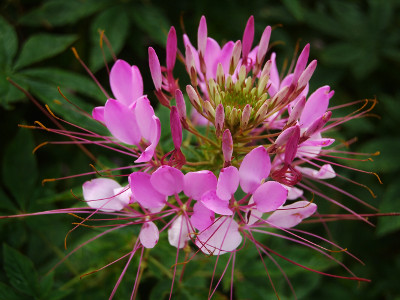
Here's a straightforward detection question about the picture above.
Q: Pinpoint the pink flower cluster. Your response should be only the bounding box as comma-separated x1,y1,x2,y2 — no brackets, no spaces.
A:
14,14,379,298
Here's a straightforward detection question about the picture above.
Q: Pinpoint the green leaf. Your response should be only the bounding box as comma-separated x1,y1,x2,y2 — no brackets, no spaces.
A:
131,5,170,45
89,6,130,71
3,244,40,297
19,0,106,27
0,282,21,300
2,129,38,210
14,34,77,70
281,0,304,21
0,187,17,212
0,16,18,66
21,68,105,102
376,183,400,236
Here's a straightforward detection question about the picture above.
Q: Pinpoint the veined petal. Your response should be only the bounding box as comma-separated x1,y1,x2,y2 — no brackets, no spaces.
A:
201,190,233,215
239,146,271,194
253,181,287,213
110,60,143,106
217,166,239,201
139,221,159,248
168,215,190,249
267,201,317,228
129,172,166,208
195,217,242,255
297,164,336,179
183,170,217,200
82,178,128,212
150,165,184,196
104,99,141,145
191,202,215,231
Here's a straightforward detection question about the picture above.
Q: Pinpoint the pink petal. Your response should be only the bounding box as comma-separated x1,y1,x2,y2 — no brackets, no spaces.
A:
170,106,182,149
82,178,128,212
253,181,288,213
239,146,271,194
183,170,217,200
285,186,304,200
139,221,159,248
195,217,242,255
257,26,271,64
297,164,335,179
134,96,156,142
292,44,310,84
110,60,143,106
92,106,105,123
219,41,234,74
246,197,263,225
191,202,215,231
148,47,162,90
197,16,207,55
201,190,233,216
242,15,254,60
204,38,222,79
129,172,166,208
217,166,239,201
168,215,190,249
268,53,280,96
175,89,187,122
267,201,317,228
135,116,160,163
104,99,141,145
166,27,177,71
300,86,334,128
150,165,184,196
221,129,233,163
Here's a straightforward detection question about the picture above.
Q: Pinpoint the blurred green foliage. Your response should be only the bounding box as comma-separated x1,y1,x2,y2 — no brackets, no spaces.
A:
1,0,400,299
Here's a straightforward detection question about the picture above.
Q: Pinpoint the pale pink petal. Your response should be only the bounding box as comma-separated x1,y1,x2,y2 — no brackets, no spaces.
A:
134,96,156,142
104,99,141,145
297,164,335,179
217,166,239,201
168,215,190,249
285,186,304,200
253,181,288,213
191,202,215,231
267,201,317,228
92,106,105,123
139,221,159,248
135,116,160,163
110,60,143,106
129,172,166,208
201,190,233,215
82,178,127,212
183,170,217,200
150,165,184,196
113,186,132,205
239,146,271,194
300,86,334,128
222,129,233,163
175,89,187,122
257,26,271,64
195,217,242,255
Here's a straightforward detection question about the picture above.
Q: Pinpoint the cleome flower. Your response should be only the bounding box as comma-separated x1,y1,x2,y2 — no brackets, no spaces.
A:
3,14,385,300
